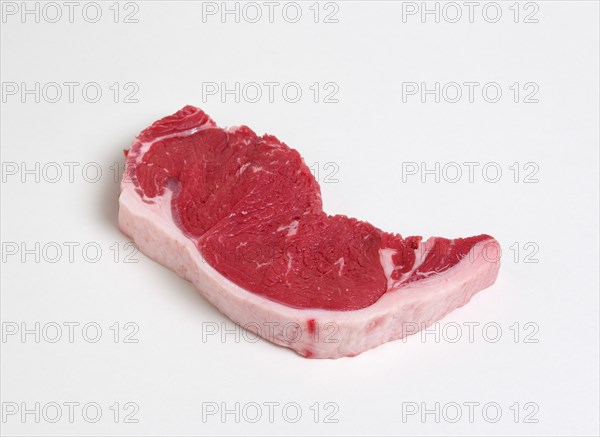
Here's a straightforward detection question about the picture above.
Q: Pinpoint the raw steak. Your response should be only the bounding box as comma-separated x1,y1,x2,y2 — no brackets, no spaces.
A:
118,106,500,359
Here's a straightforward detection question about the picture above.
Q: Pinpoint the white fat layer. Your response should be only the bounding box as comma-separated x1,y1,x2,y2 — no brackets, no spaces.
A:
379,240,435,291
154,189,174,223
379,248,397,290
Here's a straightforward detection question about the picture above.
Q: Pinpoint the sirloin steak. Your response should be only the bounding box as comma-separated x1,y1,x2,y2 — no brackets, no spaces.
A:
118,106,501,359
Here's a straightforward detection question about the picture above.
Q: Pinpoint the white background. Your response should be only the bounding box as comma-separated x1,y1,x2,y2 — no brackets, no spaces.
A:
1,1,599,436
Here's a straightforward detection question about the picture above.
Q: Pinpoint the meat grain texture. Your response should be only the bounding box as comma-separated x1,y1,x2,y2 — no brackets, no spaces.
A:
119,106,501,358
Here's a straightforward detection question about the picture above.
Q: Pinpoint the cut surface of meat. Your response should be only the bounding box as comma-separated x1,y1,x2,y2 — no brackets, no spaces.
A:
119,106,501,358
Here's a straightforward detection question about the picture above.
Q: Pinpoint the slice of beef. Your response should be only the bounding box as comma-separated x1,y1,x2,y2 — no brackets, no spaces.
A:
119,106,500,358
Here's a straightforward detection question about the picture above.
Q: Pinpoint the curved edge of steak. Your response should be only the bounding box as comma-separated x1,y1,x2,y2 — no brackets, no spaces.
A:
118,107,501,359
